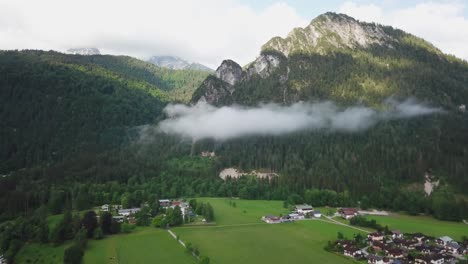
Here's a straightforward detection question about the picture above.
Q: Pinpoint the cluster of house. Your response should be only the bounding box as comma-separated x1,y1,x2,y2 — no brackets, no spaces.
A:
338,230,467,264
262,204,322,224
99,199,193,223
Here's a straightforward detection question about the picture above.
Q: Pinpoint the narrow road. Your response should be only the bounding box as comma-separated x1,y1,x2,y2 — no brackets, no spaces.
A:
322,216,371,234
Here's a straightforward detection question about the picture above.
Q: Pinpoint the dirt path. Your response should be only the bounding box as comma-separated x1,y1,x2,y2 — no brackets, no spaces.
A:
322,216,371,233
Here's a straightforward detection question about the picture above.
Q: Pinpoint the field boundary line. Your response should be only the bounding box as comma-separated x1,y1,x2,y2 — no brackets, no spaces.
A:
179,222,265,229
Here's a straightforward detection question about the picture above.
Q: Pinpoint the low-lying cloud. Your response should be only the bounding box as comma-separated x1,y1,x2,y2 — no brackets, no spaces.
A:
158,99,442,141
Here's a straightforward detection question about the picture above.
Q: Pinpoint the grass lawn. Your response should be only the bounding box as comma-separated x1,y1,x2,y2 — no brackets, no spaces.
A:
174,198,362,264
367,214,467,240
15,242,70,264
84,227,195,264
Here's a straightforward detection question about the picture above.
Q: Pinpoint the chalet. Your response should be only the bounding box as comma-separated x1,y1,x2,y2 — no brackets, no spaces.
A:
444,241,460,254
343,246,362,258
368,232,385,241
371,241,386,251
159,199,170,208
387,248,404,258
436,236,453,246
101,204,109,211
118,208,141,216
415,245,433,254
367,255,384,264
391,230,403,239
339,208,359,219
294,204,314,215
414,254,444,264
262,215,281,224
336,240,355,248
313,210,322,218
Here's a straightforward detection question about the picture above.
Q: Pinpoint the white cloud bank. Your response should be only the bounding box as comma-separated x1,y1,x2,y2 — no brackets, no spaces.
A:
158,99,442,141
0,0,307,67
339,1,468,61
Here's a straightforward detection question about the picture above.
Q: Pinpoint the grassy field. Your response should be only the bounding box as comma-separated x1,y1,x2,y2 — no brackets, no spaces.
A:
83,227,195,264
367,214,467,240
174,198,362,264
15,242,70,264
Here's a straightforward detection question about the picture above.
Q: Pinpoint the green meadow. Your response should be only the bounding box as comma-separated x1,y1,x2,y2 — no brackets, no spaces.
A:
174,198,361,264
367,214,467,240
83,228,195,264
15,242,70,264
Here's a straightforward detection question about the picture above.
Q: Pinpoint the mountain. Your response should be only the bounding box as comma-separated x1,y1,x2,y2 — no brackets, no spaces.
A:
148,55,214,72
66,48,101,55
0,50,207,173
190,12,468,217
193,12,468,108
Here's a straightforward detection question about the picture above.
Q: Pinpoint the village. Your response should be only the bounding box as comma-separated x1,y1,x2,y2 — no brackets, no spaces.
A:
262,205,467,263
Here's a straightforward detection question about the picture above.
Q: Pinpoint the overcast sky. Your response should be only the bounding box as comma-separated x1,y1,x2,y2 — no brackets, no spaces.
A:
0,0,467,68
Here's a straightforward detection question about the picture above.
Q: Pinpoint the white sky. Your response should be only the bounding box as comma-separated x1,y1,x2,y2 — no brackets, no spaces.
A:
0,0,467,68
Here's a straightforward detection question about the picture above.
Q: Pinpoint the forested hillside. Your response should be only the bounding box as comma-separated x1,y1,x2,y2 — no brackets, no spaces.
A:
0,50,207,173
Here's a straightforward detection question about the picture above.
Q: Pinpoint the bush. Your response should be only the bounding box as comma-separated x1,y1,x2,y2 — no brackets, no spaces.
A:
121,223,135,234
63,244,84,264
93,227,104,240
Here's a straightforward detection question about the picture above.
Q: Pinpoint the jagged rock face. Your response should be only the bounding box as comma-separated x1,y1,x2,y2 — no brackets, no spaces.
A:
246,54,281,79
192,76,231,105
66,48,100,55
215,60,242,86
262,12,395,56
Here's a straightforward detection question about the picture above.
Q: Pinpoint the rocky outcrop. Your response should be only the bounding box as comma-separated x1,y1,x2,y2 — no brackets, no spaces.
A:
191,54,286,105
215,60,242,86
262,12,395,56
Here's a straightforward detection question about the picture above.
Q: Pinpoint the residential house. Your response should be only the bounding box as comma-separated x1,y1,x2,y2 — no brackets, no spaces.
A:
337,240,355,249
0,255,5,264
118,208,141,216
442,254,454,263
412,233,427,243
112,215,125,223
444,241,460,254
101,204,109,212
387,248,404,258
414,254,444,264
371,241,386,251
339,208,359,219
391,230,403,239
294,204,314,215
368,255,384,264
262,215,281,224
458,246,467,255
343,246,362,258
368,232,385,241
288,213,304,220
159,199,170,208
436,236,453,246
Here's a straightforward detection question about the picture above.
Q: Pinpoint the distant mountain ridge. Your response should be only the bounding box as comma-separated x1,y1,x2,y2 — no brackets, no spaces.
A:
66,48,101,55
148,55,213,72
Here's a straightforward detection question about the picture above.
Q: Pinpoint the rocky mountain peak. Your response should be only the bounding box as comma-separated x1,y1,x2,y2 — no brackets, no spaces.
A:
148,55,213,72
215,60,243,86
262,12,394,56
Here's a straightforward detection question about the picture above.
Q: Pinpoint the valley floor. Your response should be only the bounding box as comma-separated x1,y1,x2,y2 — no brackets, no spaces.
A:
15,198,467,264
